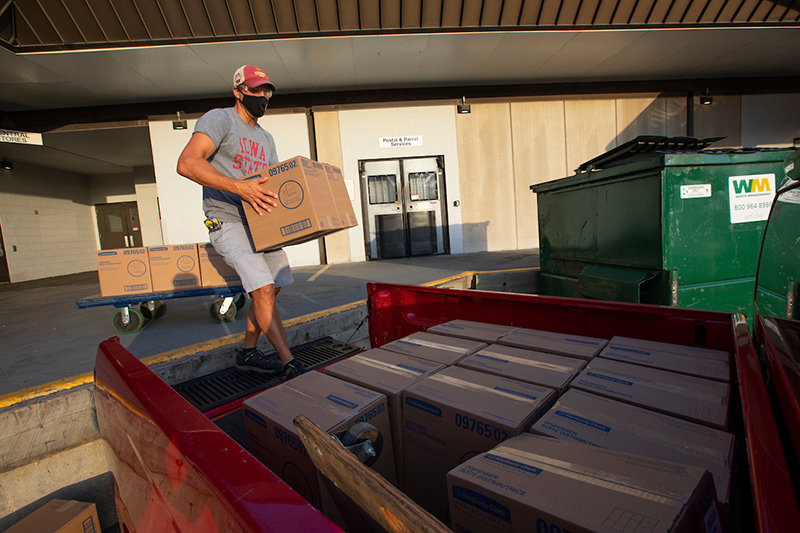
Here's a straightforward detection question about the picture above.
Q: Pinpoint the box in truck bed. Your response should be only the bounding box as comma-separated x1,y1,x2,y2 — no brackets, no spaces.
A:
243,371,396,526
401,365,556,522
530,388,734,505
498,328,608,360
447,433,721,533
380,331,487,366
457,343,586,396
322,348,446,491
571,357,730,430
599,342,730,382
427,319,520,343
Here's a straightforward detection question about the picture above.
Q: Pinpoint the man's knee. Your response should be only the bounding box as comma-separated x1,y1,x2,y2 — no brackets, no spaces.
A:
250,284,276,303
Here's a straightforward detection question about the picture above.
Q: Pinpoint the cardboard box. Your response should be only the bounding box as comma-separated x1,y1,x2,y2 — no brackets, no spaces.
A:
323,163,358,228
323,348,446,490
243,371,397,520
427,319,520,343
243,156,343,251
609,335,731,363
530,389,734,504
457,344,586,396
96,247,152,296
380,331,487,366
401,365,557,521
498,329,608,360
147,244,200,292
5,499,101,533
599,341,730,382
448,433,721,533
197,243,241,287
571,357,730,430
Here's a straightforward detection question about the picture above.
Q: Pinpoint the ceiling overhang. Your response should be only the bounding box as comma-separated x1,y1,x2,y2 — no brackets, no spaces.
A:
1,0,798,52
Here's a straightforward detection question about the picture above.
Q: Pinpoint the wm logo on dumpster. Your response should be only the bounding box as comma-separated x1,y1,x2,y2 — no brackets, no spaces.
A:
728,173,776,225
731,177,771,195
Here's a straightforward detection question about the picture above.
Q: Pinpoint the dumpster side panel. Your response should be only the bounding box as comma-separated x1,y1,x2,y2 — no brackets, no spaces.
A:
663,154,788,316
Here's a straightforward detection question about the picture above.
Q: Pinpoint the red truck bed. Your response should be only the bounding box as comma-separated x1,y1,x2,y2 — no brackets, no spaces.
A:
95,282,799,533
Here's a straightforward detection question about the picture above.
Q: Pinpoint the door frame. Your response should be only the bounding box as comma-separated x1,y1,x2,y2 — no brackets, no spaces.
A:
359,155,449,260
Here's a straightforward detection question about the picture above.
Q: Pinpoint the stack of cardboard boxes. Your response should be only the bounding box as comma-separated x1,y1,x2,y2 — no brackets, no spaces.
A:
96,156,356,297
249,318,732,532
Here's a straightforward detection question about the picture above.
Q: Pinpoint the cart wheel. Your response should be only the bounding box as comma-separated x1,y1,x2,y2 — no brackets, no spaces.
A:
140,300,167,320
210,298,237,323
234,293,247,310
338,422,384,467
113,308,144,334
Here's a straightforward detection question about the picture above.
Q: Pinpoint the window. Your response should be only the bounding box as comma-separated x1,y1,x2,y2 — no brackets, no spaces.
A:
408,171,438,201
368,174,398,204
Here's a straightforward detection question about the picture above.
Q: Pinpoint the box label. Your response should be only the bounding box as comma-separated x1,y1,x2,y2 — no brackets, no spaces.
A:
553,410,611,434
281,218,312,236
584,372,633,387
278,180,304,209
451,486,512,530
406,397,442,419
484,453,543,477
126,261,147,277
326,395,359,409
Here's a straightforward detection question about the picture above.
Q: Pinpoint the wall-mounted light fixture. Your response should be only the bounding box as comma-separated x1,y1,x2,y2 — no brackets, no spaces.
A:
173,111,188,130
0,159,12,170
699,89,713,106
457,97,471,114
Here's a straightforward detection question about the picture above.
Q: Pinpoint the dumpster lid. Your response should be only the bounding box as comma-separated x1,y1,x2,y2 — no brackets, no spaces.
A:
577,135,725,171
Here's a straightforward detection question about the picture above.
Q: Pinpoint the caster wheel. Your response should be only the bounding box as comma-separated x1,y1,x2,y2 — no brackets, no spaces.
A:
339,422,383,467
113,308,144,334
234,293,247,310
140,300,167,320
210,298,237,323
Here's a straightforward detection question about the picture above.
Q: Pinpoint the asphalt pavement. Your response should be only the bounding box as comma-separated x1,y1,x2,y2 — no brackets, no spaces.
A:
0,249,538,397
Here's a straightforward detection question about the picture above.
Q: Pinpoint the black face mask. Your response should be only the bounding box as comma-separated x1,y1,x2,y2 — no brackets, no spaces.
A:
240,93,268,118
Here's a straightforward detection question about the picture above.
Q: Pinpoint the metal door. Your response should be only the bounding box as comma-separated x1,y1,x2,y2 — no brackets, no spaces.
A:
96,202,143,250
360,157,448,260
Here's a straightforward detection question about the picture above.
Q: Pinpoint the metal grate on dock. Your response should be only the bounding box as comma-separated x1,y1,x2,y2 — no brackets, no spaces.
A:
174,337,362,413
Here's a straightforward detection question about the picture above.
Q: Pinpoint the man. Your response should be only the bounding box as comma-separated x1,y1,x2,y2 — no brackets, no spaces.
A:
177,65,306,380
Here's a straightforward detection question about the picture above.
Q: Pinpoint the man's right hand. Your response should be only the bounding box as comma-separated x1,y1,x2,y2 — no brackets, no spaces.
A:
235,176,278,216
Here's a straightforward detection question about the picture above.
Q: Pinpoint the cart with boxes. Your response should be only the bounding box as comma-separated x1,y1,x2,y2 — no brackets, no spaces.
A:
76,156,357,333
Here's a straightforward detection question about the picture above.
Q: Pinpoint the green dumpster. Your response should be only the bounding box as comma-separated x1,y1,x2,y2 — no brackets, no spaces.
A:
530,136,793,319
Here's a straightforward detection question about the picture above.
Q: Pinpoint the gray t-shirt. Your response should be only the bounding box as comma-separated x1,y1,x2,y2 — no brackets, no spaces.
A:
194,107,280,223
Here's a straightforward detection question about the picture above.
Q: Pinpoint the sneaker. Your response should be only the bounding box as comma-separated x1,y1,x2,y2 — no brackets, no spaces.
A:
235,348,283,374
283,359,308,380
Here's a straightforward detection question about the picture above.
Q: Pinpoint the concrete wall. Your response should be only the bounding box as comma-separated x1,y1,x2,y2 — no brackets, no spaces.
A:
460,95,691,251
149,111,321,267
0,162,97,282
741,93,800,147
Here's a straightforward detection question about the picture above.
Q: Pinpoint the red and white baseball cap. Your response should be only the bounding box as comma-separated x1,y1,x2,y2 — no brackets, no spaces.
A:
232,65,277,92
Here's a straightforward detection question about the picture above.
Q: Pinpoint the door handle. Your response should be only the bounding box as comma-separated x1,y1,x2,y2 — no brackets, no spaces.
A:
130,235,135,247
124,235,129,247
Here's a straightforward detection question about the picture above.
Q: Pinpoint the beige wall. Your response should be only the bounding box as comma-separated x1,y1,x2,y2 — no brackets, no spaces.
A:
0,162,97,282
457,94,713,251
511,101,568,250
315,111,352,264
695,94,742,148
456,103,516,253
